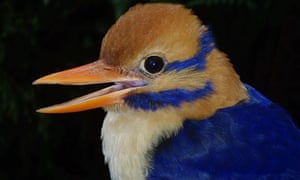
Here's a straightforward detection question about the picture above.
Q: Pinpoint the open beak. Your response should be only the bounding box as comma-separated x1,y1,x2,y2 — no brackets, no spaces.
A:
33,60,146,113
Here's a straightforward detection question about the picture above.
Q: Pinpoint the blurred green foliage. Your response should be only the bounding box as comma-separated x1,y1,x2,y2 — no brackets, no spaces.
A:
0,0,299,179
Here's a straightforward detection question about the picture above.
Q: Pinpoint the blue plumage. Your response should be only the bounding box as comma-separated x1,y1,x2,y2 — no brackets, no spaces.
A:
148,84,300,179
125,30,216,111
125,81,213,111
33,3,300,179
165,30,215,72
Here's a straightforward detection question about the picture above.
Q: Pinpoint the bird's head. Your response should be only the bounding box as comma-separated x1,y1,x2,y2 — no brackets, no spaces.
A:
33,3,248,120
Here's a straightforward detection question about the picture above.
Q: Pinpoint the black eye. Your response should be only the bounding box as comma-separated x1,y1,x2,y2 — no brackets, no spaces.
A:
143,56,165,74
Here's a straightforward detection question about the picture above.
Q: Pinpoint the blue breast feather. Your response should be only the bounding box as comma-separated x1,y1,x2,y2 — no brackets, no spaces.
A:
148,84,300,179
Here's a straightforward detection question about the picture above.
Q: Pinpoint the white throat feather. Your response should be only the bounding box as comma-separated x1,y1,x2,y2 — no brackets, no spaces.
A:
101,108,183,180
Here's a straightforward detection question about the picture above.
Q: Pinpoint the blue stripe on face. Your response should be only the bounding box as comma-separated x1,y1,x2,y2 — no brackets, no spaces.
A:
125,81,214,111
165,30,215,72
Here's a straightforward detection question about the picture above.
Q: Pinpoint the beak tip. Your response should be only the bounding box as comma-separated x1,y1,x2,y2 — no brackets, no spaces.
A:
36,106,64,114
32,80,39,85
36,108,47,113
32,77,61,85
36,106,58,114
32,77,47,85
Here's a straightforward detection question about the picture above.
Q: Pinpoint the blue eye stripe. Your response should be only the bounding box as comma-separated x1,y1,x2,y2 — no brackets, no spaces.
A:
125,30,215,111
125,81,214,111
165,30,215,72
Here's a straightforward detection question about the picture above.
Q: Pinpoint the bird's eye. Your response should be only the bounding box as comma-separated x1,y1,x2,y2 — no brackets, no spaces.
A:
142,56,166,75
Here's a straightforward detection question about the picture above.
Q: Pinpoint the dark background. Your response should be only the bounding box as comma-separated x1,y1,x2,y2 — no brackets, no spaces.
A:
0,0,299,179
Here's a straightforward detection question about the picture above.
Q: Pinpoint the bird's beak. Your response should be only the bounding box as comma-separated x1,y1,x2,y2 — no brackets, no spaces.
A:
33,60,146,113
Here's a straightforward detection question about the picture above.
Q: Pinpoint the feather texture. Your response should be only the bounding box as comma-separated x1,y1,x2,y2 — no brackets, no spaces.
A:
148,84,300,179
125,81,213,111
33,3,300,180
165,30,215,72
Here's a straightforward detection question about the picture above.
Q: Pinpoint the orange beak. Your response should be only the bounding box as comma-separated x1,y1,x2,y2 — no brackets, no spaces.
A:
33,60,146,113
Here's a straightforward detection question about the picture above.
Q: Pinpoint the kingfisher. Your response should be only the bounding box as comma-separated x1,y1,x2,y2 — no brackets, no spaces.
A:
33,3,300,179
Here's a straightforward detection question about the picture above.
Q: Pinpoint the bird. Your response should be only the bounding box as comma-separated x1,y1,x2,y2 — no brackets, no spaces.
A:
33,3,300,180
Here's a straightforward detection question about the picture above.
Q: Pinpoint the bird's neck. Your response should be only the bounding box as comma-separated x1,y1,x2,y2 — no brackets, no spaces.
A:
101,108,183,180
178,48,249,120
101,48,249,180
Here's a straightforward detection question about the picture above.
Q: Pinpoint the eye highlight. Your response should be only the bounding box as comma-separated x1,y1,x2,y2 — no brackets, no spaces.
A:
140,56,166,75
